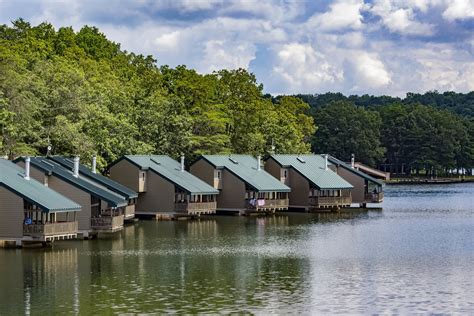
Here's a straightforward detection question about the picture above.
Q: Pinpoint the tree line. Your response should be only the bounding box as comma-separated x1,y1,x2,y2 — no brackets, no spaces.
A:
302,98,473,176
1,20,472,176
0,20,314,169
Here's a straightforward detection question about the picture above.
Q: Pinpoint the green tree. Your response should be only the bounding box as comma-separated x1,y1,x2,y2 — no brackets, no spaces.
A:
312,101,384,166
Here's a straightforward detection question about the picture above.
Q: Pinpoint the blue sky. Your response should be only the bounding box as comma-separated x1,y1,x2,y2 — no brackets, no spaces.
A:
0,0,473,96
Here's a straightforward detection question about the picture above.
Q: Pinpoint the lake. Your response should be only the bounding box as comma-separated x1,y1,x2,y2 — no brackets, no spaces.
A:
0,183,473,314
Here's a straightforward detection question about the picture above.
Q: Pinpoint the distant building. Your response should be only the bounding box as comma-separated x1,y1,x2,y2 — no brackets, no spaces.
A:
265,154,353,210
108,155,219,218
15,157,127,238
0,158,81,246
49,156,137,221
327,156,384,205
190,155,291,214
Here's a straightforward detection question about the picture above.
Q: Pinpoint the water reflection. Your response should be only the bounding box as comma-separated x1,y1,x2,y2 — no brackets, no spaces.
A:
0,183,472,314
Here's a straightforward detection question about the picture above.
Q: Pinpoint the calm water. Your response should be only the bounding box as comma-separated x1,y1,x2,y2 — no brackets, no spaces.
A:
0,184,473,314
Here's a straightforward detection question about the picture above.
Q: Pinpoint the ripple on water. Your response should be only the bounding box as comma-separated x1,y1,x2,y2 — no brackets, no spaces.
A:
0,184,473,314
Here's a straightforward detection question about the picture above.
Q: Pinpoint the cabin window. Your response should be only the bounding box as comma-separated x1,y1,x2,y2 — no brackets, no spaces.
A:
217,170,221,179
284,170,288,177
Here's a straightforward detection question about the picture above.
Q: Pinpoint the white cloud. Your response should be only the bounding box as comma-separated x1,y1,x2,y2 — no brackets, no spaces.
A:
442,0,474,21
154,31,181,50
202,40,256,72
0,0,472,96
307,0,366,31
410,45,474,91
349,53,392,88
272,43,343,93
371,0,435,35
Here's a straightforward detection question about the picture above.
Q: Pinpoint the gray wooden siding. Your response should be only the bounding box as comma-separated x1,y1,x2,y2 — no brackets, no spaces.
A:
136,172,175,213
109,159,140,192
288,168,310,207
335,167,365,203
47,176,92,231
0,186,24,239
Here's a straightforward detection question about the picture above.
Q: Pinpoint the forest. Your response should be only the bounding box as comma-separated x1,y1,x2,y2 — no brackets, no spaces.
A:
1,20,473,175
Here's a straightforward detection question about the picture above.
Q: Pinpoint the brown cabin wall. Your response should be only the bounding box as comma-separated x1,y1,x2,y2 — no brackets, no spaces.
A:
190,159,215,186
264,158,281,181
0,187,24,239
288,168,310,207
136,172,175,213
46,176,92,231
109,159,140,192
191,159,246,210
218,169,246,210
335,167,365,203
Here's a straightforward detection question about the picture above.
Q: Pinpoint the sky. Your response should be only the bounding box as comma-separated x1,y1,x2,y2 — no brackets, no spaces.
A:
0,0,473,96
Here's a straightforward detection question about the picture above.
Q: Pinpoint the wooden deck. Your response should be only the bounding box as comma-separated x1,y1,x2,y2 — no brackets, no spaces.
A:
246,198,289,212
91,215,124,232
174,201,217,215
308,196,352,208
23,221,78,241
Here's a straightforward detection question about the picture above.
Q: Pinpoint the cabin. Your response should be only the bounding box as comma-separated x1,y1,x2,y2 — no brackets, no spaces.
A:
190,155,291,214
14,157,128,238
107,155,219,218
0,158,81,246
327,156,384,206
265,154,354,210
48,156,138,221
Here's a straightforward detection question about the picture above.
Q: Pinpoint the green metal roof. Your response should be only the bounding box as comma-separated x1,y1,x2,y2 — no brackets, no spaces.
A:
199,155,291,192
268,154,354,190
118,155,219,195
327,155,384,186
0,159,81,213
49,156,138,199
14,157,127,207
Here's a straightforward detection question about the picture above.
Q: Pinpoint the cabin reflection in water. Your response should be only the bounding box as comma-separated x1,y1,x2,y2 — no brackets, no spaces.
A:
187,219,218,239
0,249,79,315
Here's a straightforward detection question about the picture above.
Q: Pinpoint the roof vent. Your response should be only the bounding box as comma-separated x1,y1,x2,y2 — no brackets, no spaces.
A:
92,156,97,174
229,157,238,164
24,157,30,180
150,158,161,165
73,157,80,177
297,157,306,163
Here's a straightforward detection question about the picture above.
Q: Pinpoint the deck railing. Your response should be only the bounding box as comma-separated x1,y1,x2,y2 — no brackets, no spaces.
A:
174,201,217,214
309,196,352,207
23,221,78,237
91,215,124,232
364,192,384,203
246,198,289,210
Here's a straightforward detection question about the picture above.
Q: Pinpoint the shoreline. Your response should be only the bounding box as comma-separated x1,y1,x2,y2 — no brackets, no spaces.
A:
386,178,474,185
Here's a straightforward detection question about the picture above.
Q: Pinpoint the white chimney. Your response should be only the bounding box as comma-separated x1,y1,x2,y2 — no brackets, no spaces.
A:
323,154,328,170
73,156,79,177
24,157,30,180
351,154,355,169
92,156,97,174
180,155,185,172
257,155,261,171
